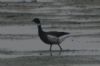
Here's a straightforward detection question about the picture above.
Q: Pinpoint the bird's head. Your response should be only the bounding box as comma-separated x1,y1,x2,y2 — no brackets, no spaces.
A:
32,18,40,24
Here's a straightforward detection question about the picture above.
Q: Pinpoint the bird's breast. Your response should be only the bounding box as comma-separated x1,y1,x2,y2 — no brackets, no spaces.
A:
38,32,50,44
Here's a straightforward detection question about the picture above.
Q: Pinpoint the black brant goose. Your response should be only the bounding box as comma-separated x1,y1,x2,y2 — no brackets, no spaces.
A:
33,18,70,56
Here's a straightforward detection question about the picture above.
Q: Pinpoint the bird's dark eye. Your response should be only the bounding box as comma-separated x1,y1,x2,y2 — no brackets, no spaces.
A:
33,18,40,24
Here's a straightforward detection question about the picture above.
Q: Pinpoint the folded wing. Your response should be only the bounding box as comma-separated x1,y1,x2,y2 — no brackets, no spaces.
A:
47,31,70,37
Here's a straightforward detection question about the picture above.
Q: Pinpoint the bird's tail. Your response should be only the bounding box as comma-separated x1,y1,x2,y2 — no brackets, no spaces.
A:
59,34,74,43
59,32,84,43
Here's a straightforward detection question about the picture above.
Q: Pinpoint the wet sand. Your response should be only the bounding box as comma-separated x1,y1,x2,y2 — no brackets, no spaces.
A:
0,55,100,66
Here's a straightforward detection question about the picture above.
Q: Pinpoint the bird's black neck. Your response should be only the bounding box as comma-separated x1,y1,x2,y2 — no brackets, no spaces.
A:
37,24,43,33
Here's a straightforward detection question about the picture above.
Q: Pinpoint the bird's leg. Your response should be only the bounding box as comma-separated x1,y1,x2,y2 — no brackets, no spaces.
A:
50,44,52,56
58,44,62,55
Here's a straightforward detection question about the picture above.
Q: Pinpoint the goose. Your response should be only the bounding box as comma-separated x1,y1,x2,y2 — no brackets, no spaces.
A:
33,18,70,56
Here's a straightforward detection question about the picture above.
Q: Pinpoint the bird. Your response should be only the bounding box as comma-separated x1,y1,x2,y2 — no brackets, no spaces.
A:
33,18,70,56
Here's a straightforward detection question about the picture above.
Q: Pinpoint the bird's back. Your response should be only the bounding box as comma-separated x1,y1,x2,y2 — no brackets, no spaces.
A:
46,31,70,37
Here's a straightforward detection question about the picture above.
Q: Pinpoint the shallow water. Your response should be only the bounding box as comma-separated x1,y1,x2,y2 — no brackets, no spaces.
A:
0,25,100,58
0,25,100,51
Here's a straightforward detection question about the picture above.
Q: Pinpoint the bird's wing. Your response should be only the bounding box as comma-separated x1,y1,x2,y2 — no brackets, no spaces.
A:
47,31,70,37
47,34,58,43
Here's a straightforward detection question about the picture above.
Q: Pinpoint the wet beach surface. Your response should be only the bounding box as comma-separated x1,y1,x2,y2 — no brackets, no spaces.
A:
0,55,100,66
